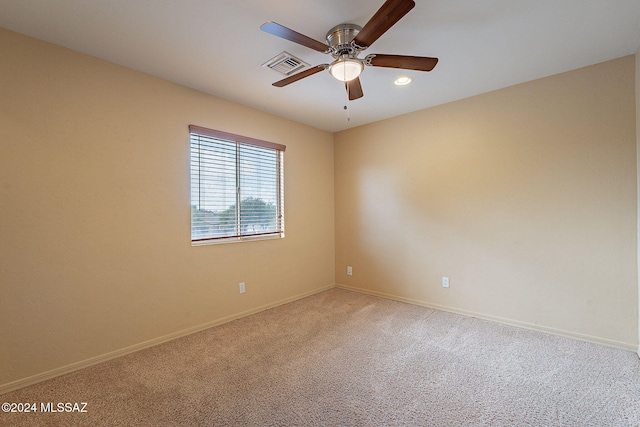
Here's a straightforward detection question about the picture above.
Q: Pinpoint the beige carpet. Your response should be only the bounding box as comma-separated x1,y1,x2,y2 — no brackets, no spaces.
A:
2,288,639,426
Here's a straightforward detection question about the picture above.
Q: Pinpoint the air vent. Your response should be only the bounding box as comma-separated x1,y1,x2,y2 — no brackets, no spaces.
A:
262,52,309,75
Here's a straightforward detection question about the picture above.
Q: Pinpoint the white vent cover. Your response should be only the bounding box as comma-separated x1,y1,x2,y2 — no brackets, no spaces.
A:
262,52,309,75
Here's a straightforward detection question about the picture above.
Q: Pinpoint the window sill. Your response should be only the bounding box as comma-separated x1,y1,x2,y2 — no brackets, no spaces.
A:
191,234,284,246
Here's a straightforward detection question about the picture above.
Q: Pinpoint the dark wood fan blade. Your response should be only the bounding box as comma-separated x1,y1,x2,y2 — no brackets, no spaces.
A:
345,77,364,100
272,65,327,87
260,21,330,53
353,0,415,48
368,54,438,71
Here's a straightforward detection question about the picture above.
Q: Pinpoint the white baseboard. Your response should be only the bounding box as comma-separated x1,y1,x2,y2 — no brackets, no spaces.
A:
0,283,335,396
336,283,639,353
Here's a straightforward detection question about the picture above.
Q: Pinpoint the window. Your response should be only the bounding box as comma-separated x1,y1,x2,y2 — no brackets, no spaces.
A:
189,125,285,244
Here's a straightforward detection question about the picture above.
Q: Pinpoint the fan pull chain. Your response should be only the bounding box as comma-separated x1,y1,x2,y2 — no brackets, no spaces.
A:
344,82,351,122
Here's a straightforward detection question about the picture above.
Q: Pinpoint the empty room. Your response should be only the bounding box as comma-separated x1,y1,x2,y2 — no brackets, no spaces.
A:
1,0,640,425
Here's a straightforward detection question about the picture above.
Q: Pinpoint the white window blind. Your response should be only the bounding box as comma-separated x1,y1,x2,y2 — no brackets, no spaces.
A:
189,125,285,244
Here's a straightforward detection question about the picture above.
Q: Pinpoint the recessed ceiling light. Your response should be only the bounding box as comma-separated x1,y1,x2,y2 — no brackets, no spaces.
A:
394,76,413,86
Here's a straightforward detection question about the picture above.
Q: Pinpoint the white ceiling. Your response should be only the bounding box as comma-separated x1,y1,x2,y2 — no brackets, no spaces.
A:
1,0,639,132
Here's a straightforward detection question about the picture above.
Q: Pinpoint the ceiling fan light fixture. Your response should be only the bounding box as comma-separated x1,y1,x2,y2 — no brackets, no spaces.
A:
261,0,439,101
329,57,364,82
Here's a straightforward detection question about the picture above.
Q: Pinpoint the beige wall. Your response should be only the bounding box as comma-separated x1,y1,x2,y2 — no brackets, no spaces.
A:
0,29,335,390
636,46,640,353
335,56,638,349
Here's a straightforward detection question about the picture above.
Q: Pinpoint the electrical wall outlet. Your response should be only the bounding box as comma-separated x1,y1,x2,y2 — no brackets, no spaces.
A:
239,282,245,294
347,266,353,276
442,277,449,288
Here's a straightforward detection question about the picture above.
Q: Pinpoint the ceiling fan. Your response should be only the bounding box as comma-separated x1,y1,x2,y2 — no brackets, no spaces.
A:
260,0,438,101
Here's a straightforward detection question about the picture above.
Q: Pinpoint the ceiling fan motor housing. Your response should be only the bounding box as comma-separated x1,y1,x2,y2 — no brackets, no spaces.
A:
326,24,362,58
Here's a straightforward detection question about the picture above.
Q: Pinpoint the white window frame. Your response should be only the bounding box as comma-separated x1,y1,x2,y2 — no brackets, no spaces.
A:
189,125,285,245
